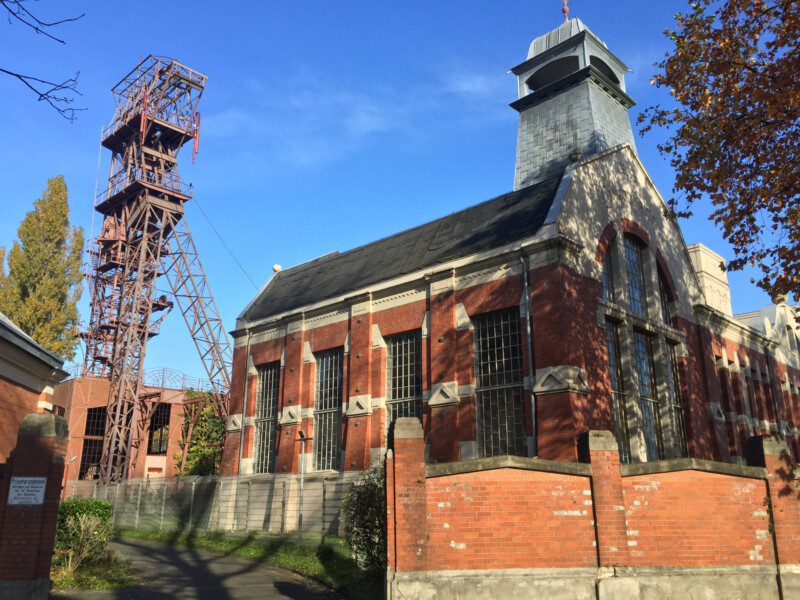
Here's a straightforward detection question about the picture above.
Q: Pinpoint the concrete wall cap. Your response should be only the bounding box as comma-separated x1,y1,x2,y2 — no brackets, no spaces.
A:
620,457,767,480
18,413,69,440
584,430,618,452
426,454,592,478
393,417,424,439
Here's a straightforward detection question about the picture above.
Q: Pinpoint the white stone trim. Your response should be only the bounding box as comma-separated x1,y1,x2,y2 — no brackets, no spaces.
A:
305,307,349,329
372,286,427,312
458,384,476,398
278,406,301,426
427,382,460,407
455,303,472,330
226,413,242,432
372,324,386,348
346,394,372,417
533,366,590,395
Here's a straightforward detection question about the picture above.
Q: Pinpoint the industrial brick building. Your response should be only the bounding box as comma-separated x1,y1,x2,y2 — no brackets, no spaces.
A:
54,371,210,484
221,17,800,481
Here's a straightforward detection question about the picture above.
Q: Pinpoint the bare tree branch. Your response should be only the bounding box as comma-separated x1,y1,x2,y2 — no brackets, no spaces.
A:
1,0,84,43
0,67,84,120
1,0,86,119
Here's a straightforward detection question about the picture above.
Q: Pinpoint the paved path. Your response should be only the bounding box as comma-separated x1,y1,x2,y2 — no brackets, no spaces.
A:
49,538,345,600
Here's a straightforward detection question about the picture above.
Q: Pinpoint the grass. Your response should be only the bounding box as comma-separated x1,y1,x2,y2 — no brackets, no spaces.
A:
51,554,136,590
116,527,382,600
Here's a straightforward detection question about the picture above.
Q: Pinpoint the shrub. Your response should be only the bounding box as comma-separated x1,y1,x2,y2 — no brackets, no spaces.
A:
339,463,386,574
60,514,113,574
56,499,114,568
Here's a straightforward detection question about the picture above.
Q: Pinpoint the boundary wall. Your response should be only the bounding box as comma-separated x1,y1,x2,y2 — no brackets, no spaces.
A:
67,470,359,537
387,418,800,599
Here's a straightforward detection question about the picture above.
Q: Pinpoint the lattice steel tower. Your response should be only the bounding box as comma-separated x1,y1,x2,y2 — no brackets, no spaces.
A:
82,56,232,483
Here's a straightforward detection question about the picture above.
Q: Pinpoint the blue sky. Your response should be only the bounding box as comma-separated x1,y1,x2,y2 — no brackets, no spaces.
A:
0,0,773,381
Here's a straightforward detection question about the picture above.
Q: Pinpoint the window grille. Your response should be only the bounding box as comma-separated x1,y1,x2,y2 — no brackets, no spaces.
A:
80,406,107,479
313,348,343,471
85,406,106,437
633,331,664,460
605,321,631,463
254,362,280,474
386,330,422,422
147,403,170,455
624,236,647,315
602,243,615,302
473,309,526,458
666,344,689,457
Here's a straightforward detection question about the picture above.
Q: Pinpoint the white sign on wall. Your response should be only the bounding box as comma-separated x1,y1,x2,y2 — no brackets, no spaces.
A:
8,477,47,505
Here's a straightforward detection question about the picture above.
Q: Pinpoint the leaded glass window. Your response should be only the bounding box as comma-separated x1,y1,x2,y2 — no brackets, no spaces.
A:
313,348,343,471
473,309,526,458
602,242,615,302
605,321,631,463
255,362,280,473
386,330,422,422
633,331,664,460
665,344,688,457
658,275,671,325
624,236,647,315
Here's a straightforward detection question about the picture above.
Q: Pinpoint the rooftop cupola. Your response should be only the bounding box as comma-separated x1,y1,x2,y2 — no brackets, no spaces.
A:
511,17,636,189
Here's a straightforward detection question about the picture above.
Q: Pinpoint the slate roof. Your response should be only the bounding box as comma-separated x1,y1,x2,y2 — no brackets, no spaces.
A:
240,175,562,324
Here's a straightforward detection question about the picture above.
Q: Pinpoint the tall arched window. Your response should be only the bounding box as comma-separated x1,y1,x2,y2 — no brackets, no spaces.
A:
599,227,689,463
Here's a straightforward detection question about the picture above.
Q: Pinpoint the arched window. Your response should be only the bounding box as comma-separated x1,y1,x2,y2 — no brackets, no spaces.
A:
599,224,688,463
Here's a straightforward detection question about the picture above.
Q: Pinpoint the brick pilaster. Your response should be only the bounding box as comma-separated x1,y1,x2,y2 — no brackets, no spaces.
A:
582,430,630,566
0,413,68,600
388,417,427,572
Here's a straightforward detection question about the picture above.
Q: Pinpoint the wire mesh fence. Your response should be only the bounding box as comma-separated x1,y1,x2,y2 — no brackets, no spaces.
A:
66,471,361,539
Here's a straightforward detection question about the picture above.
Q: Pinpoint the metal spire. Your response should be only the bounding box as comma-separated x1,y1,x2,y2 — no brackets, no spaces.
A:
563,0,569,23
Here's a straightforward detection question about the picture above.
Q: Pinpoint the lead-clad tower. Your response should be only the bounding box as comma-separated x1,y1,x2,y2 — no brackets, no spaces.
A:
510,18,636,189
82,57,232,482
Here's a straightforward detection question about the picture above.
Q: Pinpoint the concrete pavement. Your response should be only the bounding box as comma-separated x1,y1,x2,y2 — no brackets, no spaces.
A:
49,538,345,600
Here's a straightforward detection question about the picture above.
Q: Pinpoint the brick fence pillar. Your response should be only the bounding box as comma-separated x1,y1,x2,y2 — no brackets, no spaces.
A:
582,430,630,566
747,435,800,598
386,418,427,575
0,413,68,600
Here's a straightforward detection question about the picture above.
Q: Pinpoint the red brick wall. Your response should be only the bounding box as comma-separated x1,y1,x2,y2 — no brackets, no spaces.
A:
425,469,596,569
622,471,771,566
388,424,799,581
0,374,40,463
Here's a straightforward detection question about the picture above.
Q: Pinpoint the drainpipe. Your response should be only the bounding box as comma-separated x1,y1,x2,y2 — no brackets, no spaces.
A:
520,253,537,456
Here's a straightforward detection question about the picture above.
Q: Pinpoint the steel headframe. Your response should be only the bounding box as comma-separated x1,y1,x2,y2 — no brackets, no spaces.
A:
81,56,232,483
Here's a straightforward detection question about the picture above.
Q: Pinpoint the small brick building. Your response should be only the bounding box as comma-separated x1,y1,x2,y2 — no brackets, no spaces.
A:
221,18,800,479
0,311,67,464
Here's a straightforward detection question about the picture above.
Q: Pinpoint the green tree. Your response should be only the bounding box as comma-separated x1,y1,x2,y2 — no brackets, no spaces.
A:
174,390,226,476
0,175,84,359
639,0,800,302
